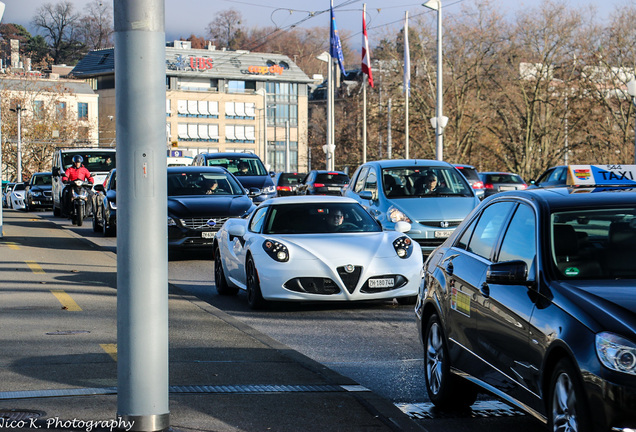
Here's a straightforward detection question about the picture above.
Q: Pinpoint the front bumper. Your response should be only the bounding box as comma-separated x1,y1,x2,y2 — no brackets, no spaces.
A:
584,370,636,431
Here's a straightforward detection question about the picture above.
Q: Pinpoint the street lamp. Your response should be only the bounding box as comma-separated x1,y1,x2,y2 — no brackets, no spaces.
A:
317,51,334,170
255,88,268,168
423,0,444,161
9,104,26,182
627,79,636,164
0,0,5,239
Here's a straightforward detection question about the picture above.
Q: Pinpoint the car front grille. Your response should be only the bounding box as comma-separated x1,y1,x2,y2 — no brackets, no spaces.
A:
336,265,362,294
179,217,229,232
417,220,462,228
43,191,52,197
284,278,340,295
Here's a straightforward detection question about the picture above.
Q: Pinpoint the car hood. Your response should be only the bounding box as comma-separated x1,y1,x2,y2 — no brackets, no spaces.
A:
273,232,407,261
29,185,52,192
390,196,478,221
168,195,254,218
555,280,636,334
234,175,273,189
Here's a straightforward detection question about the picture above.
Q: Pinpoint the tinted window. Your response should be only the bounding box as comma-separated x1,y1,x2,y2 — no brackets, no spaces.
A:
62,152,115,171
167,172,243,196
32,175,52,186
484,173,525,184
456,166,480,181
315,173,349,184
278,173,304,186
467,202,515,259
498,204,536,268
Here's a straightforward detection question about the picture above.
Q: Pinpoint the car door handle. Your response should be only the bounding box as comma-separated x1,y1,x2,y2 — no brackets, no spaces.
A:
480,282,490,298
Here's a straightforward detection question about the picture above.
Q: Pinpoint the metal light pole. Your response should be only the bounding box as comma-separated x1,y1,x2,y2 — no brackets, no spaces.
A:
627,79,636,164
256,88,268,167
0,1,5,238
423,0,445,161
10,104,26,182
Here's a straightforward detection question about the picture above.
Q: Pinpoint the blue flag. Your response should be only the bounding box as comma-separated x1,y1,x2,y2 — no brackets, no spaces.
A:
330,4,346,76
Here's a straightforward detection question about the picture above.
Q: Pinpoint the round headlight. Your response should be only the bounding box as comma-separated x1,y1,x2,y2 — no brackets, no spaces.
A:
277,251,288,261
396,248,407,258
617,350,636,371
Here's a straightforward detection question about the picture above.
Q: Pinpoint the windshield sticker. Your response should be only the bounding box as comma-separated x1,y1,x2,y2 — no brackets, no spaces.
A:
451,287,471,317
564,267,580,277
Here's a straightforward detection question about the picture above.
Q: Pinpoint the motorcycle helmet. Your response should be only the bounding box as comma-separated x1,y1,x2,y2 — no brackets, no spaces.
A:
72,155,83,164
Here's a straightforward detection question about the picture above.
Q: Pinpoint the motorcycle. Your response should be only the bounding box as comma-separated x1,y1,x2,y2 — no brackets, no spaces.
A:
67,180,92,226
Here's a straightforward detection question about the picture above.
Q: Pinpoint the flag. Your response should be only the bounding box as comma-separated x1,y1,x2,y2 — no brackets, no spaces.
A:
403,12,410,96
361,4,374,88
330,1,347,76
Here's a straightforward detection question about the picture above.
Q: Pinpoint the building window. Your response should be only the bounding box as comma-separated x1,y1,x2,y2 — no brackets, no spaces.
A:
33,100,44,119
78,102,88,120
265,82,298,127
56,102,67,120
227,80,256,93
225,102,255,119
225,125,256,143
268,141,298,172
177,123,219,142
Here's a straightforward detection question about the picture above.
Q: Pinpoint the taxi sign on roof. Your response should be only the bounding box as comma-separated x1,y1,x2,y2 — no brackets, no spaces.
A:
566,165,636,186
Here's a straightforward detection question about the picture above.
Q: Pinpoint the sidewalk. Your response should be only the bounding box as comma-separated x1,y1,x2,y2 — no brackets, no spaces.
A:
0,209,425,432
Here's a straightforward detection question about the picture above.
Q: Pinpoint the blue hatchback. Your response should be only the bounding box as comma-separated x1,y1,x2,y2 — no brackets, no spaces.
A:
343,160,480,254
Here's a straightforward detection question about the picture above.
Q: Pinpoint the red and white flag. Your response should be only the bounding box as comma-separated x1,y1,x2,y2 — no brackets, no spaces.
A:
361,4,374,88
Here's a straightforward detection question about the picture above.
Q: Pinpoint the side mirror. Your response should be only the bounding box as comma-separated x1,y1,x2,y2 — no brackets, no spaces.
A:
486,260,528,285
228,224,246,237
52,167,60,176
395,221,412,233
359,190,373,200
93,184,105,193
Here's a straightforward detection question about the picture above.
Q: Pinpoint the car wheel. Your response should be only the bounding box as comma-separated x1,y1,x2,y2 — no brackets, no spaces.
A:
103,216,116,237
53,203,61,217
214,246,238,296
246,255,267,310
549,358,592,432
424,313,477,409
92,210,102,232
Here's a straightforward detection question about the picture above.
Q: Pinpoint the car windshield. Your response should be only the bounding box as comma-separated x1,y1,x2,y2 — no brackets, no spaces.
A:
263,202,382,234
167,172,244,196
204,157,267,176
13,183,26,191
382,167,473,198
551,208,636,279
63,152,115,172
32,175,52,186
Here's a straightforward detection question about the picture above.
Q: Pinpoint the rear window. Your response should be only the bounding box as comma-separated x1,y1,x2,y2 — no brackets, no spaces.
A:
62,152,115,172
485,173,525,184
455,166,480,181
279,173,305,186
315,173,349,184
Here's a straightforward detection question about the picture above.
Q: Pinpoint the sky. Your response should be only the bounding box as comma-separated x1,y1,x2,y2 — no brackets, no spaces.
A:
2,0,627,49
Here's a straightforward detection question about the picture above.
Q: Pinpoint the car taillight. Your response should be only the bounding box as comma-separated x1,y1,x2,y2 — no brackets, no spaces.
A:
472,181,484,189
277,186,292,191
314,183,325,188
520,184,528,189
484,183,494,189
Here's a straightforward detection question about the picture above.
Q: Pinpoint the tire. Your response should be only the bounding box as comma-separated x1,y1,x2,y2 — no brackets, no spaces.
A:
53,203,61,217
246,256,267,310
214,246,238,295
103,215,116,237
424,314,478,409
549,358,592,432
75,204,84,226
92,209,102,233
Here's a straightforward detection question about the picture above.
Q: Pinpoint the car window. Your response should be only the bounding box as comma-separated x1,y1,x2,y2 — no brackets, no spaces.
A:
498,204,536,269
249,206,268,233
167,172,243,196
547,167,566,183
205,157,267,176
63,153,115,171
263,203,381,234
32,175,52,186
315,173,349,184
353,167,370,193
467,202,515,259
456,166,480,181
363,170,378,197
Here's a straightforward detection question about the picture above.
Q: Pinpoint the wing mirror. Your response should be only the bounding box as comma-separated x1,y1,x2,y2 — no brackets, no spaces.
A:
228,224,246,237
486,260,528,285
395,221,412,233
359,190,373,200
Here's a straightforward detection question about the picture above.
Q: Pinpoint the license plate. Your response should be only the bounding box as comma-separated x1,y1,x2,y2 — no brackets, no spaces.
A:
202,231,215,239
499,186,516,191
369,278,394,288
434,230,454,239
328,187,341,191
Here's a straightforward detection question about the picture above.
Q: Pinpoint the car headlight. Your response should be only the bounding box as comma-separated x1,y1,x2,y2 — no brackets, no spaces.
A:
168,217,177,227
393,235,413,259
263,185,276,194
596,332,636,375
263,239,289,262
388,206,412,224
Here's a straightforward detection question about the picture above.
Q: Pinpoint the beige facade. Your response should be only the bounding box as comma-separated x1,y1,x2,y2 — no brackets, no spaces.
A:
72,44,312,172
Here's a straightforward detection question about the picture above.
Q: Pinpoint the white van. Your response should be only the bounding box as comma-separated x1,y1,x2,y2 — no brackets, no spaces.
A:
51,147,116,216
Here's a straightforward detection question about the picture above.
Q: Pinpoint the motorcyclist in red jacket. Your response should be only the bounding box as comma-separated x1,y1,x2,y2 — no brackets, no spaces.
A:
61,155,94,217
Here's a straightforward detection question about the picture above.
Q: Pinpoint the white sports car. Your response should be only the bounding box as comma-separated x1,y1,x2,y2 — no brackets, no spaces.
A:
213,196,424,309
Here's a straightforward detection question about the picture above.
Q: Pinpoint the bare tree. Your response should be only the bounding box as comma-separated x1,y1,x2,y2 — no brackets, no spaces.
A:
206,9,243,50
76,0,114,50
31,1,81,64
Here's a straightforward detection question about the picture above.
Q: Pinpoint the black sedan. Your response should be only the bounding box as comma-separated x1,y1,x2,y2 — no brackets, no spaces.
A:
416,171,636,432
167,166,255,250
296,170,349,196
25,172,53,211
92,169,117,236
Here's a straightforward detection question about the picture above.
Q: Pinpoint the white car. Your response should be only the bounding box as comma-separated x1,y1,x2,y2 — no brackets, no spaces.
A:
9,182,26,210
213,196,424,309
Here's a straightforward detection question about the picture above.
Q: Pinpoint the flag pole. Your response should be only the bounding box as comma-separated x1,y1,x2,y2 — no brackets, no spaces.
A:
404,11,410,159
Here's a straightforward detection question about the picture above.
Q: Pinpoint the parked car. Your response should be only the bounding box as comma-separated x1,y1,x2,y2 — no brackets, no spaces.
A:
416,164,636,432
529,165,568,188
8,182,26,210
191,152,275,203
213,195,423,309
25,172,53,211
92,169,117,236
2,182,15,208
453,164,485,199
273,172,306,196
167,166,256,250
296,170,350,195
343,160,480,255
479,171,528,197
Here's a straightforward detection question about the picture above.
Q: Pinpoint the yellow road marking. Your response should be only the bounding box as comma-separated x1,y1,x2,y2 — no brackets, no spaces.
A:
100,344,118,361
3,242,19,250
25,261,45,274
50,290,82,311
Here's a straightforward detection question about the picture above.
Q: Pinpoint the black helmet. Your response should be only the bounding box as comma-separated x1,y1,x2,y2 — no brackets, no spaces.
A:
72,155,83,164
